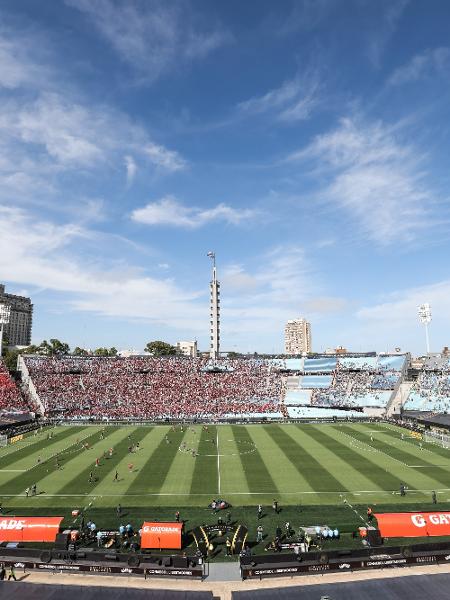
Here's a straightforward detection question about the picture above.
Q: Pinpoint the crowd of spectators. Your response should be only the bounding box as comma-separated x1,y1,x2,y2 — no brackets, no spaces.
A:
405,371,450,412
0,359,28,413
310,366,398,409
23,356,283,419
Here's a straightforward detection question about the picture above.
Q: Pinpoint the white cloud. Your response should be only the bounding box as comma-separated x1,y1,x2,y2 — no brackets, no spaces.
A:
0,29,50,89
238,71,320,122
131,196,257,228
0,205,204,325
66,0,232,83
289,117,434,244
0,91,186,202
144,143,186,172
388,47,450,85
124,155,137,185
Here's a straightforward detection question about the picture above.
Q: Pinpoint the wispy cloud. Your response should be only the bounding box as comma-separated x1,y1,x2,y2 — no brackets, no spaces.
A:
124,155,137,186
388,47,450,85
357,280,450,344
288,116,438,244
0,27,51,90
267,0,335,36
66,0,232,83
219,246,319,343
0,90,186,202
0,205,204,325
238,70,320,122
131,196,257,228
368,0,409,67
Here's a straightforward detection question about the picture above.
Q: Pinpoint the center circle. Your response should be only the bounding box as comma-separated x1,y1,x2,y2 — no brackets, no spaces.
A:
178,438,257,457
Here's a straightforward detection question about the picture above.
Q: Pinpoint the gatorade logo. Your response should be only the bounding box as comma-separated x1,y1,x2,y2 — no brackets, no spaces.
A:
144,526,179,533
0,520,26,530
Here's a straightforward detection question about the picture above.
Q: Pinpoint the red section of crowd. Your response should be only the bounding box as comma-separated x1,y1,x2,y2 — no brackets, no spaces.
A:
0,359,28,412
24,357,282,419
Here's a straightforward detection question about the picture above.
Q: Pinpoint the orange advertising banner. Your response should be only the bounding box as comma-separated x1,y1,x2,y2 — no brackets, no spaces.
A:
140,522,182,549
375,512,450,538
0,517,63,543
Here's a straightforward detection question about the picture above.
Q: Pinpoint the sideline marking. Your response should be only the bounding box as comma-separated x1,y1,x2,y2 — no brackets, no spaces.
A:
4,488,450,498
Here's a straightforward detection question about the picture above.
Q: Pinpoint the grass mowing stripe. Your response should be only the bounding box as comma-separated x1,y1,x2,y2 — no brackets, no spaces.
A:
0,426,105,497
283,425,373,493
57,427,148,496
0,427,86,469
127,427,185,494
307,424,406,492
189,425,218,496
265,424,345,492
231,425,278,494
374,424,450,461
343,424,450,488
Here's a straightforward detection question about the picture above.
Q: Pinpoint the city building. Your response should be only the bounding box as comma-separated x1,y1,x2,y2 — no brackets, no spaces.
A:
284,318,311,355
0,284,33,346
176,340,198,358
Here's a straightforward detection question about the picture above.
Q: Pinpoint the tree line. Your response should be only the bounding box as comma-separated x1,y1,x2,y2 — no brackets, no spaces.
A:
0,339,181,372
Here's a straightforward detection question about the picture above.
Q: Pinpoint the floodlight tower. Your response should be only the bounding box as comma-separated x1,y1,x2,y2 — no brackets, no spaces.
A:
207,251,220,362
418,303,432,354
0,303,11,358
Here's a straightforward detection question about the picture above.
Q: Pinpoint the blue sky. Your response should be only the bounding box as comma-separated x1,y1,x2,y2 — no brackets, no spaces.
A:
1,0,450,354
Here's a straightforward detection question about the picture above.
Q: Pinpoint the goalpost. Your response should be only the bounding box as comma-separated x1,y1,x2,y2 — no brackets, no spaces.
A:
424,430,450,449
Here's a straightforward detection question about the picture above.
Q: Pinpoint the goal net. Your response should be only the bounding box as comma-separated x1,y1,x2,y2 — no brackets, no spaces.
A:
0,434,8,447
424,431,450,448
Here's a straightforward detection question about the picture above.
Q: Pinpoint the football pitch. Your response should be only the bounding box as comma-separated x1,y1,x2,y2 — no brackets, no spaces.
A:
1,421,450,510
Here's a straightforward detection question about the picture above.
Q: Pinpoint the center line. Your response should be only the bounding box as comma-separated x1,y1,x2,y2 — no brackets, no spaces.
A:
217,427,221,495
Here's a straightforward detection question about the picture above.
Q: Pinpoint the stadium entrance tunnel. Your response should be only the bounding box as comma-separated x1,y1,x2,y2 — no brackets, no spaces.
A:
191,523,248,557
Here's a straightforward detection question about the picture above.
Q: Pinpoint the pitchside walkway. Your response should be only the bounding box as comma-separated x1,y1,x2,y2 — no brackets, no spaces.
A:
6,562,450,600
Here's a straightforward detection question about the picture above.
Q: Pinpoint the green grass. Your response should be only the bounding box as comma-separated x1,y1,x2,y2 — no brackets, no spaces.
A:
2,421,450,556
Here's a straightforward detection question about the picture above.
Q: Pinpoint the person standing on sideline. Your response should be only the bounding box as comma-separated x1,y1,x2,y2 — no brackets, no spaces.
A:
226,538,232,556
175,511,180,523
432,490,437,504
7,565,16,581
272,499,278,514
0,564,5,580
116,504,121,518
256,525,264,543
114,470,119,482
367,507,373,523
257,504,262,520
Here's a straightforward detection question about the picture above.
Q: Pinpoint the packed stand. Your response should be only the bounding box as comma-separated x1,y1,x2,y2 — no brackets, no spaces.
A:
277,356,405,410
23,356,283,419
404,370,450,412
0,359,29,413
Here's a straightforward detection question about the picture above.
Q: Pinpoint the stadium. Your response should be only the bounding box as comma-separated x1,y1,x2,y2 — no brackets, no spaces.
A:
2,341,450,597
2,1,450,598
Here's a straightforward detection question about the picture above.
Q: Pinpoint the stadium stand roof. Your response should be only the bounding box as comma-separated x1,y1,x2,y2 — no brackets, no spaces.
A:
232,573,450,599
0,582,213,600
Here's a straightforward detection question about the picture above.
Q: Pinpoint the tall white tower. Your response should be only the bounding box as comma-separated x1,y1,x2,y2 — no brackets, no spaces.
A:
207,251,220,361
